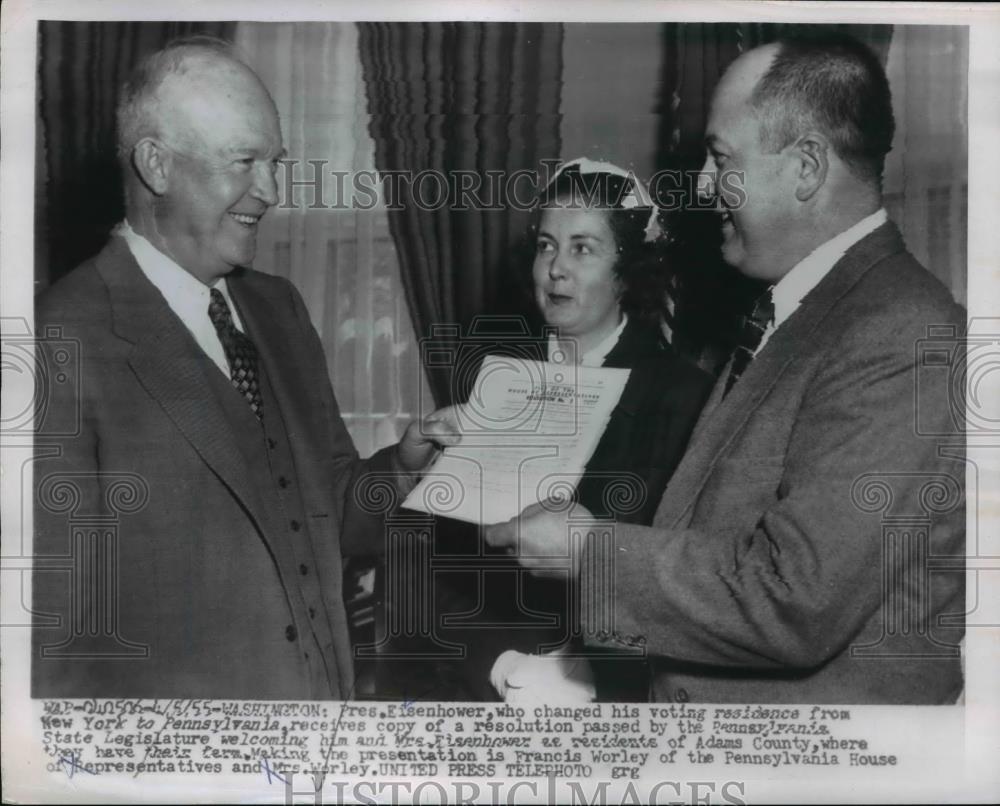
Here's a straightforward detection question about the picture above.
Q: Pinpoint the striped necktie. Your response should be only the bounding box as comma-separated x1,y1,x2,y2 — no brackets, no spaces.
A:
724,288,775,396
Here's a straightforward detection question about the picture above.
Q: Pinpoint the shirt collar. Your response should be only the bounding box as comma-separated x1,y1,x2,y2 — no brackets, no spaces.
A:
771,208,887,328
547,313,629,367
117,220,242,329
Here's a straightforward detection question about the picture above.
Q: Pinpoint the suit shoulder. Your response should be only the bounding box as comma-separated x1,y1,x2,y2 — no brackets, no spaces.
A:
834,250,965,353
36,259,110,327
235,267,304,312
857,250,964,321
237,266,297,293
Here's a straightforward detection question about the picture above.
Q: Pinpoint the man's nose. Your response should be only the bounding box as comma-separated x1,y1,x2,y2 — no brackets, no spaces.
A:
251,162,280,207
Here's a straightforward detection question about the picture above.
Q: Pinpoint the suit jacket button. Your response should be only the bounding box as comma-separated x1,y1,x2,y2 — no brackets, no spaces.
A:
308,607,316,619
268,438,278,449
285,625,297,641
278,476,289,488
299,564,309,576
290,520,301,532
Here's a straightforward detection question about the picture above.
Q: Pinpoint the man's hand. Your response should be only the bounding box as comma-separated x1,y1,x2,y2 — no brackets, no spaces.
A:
490,647,595,704
484,500,594,578
396,405,463,475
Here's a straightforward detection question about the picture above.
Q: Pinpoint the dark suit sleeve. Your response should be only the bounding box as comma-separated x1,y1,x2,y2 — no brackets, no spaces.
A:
31,313,108,696
284,279,412,557
579,302,965,670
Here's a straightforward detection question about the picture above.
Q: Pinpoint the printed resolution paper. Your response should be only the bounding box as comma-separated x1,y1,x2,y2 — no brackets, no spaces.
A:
402,355,630,524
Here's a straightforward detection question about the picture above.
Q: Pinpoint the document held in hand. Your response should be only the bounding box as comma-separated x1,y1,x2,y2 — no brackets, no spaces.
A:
402,355,630,524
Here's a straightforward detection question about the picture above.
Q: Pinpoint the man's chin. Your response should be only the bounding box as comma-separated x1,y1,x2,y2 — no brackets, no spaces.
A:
222,245,257,271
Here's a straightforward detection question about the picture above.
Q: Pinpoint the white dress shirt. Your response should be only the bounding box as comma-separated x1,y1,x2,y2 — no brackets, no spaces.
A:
757,208,888,354
118,221,245,377
547,313,629,367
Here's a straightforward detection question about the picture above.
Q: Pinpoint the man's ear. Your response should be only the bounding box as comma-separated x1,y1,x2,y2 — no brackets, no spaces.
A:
793,132,829,202
131,138,170,196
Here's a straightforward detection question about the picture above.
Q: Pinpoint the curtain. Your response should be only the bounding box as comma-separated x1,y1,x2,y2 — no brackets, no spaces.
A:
882,26,967,303
234,22,434,457
34,21,235,291
358,22,564,406
654,24,767,371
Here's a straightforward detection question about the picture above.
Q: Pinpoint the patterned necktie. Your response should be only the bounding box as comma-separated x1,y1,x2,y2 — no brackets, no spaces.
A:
208,288,263,420
724,288,775,396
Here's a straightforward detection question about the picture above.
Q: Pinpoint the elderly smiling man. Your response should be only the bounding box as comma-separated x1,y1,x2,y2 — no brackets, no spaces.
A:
32,38,458,700
487,33,966,704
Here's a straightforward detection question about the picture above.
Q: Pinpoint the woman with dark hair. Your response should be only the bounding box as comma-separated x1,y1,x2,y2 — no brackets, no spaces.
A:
484,158,714,702
524,158,712,524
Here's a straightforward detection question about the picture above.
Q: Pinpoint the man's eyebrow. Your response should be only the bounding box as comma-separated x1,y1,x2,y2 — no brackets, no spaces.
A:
225,146,288,159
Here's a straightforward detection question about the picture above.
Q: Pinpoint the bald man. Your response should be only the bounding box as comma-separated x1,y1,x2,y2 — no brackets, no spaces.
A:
487,34,966,703
32,38,457,699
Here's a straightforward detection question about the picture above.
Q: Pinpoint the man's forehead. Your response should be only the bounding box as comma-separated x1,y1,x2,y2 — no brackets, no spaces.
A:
706,44,778,136
157,63,280,148
714,45,778,109
157,53,274,117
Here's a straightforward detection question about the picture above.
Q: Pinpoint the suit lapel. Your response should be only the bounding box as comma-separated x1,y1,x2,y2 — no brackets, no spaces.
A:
96,238,274,538
653,222,908,528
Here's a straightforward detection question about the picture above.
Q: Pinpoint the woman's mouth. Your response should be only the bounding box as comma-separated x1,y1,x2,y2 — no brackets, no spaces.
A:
547,292,572,305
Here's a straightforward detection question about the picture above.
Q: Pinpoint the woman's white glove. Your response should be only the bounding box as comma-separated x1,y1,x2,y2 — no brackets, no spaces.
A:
489,646,596,704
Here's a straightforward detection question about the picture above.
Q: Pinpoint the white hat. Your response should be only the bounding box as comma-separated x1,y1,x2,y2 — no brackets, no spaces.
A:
545,157,663,242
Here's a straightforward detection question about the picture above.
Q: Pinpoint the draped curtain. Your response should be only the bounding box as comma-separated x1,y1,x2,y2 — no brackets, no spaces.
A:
234,22,434,457
35,21,235,291
358,22,563,406
882,25,968,304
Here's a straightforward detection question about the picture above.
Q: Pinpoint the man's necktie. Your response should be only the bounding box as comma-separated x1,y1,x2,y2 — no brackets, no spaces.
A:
724,288,775,396
208,288,263,420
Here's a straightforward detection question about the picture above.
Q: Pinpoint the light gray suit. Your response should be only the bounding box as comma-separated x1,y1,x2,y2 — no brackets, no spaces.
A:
580,222,966,703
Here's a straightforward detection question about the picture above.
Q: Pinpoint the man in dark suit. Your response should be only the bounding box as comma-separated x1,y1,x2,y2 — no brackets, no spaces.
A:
32,38,457,699
487,34,966,703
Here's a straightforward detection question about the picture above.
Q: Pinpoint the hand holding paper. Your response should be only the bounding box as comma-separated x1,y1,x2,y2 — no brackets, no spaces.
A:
396,404,464,474
484,499,594,578
401,356,629,524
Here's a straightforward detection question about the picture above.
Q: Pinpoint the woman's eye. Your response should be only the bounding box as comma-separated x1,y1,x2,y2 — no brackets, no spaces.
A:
536,240,554,254
572,243,592,256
